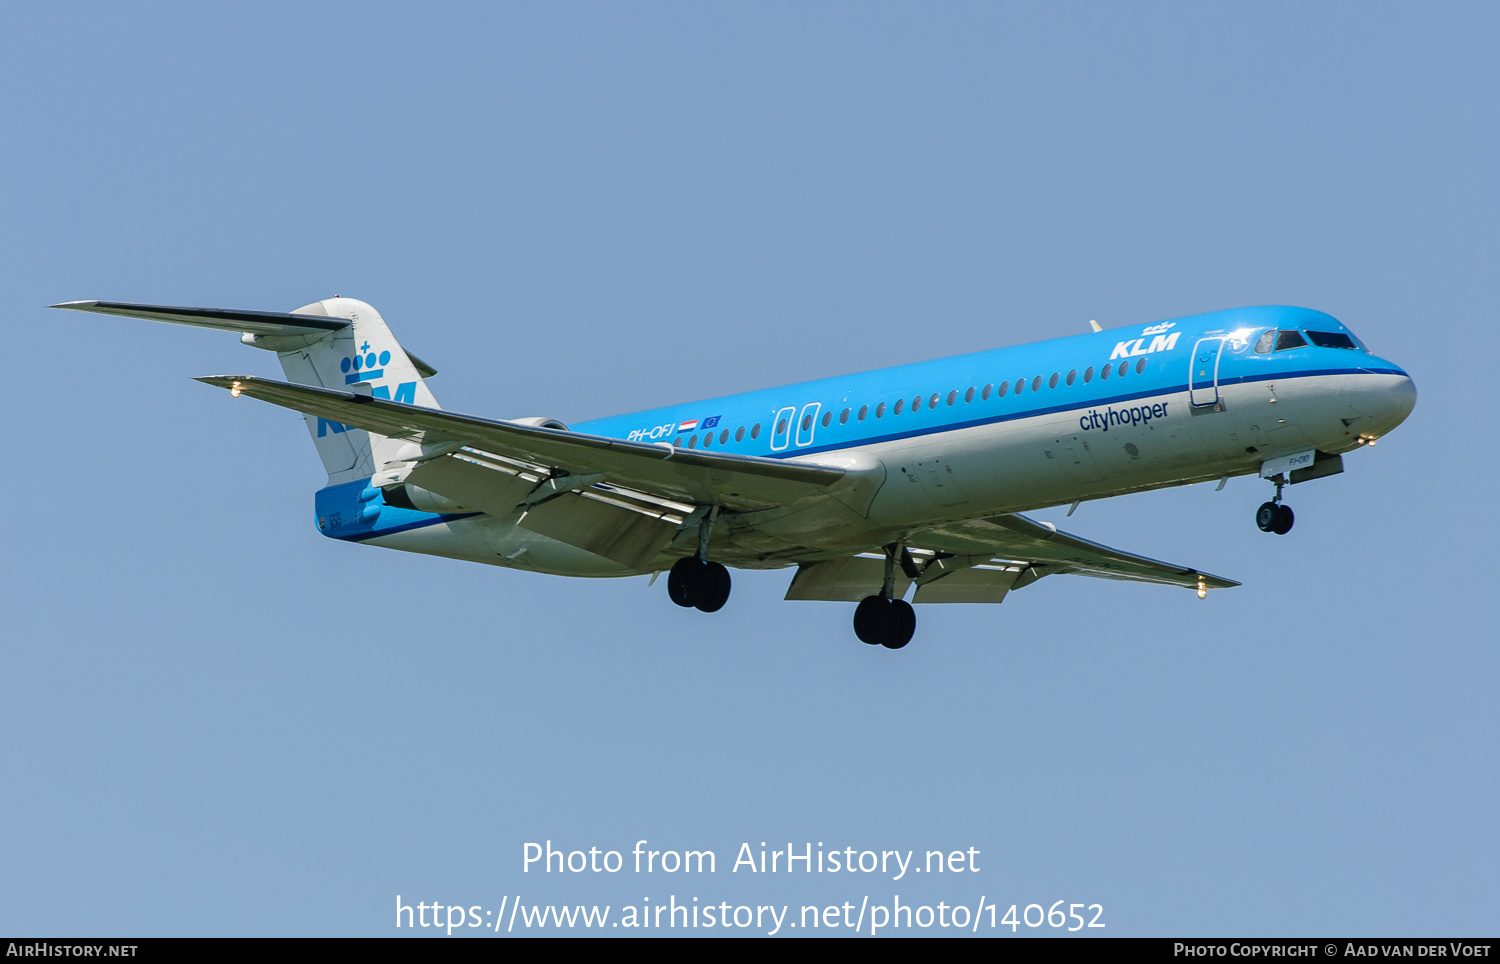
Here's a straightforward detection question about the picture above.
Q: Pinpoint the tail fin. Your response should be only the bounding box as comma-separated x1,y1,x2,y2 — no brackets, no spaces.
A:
269,297,441,483
52,296,441,484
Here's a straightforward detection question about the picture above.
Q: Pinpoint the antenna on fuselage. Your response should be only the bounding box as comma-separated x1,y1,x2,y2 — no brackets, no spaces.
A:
1088,320,1103,333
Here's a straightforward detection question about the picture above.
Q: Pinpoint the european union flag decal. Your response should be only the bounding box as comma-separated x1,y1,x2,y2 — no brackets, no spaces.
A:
702,415,721,429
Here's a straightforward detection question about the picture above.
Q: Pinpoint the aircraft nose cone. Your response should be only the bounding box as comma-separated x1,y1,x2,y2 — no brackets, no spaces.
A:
1350,371,1416,437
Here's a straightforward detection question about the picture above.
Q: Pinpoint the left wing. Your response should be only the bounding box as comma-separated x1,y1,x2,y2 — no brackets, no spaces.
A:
197,374,868,512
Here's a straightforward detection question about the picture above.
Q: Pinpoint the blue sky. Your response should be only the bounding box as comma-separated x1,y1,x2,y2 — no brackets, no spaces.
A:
2,1,1495,936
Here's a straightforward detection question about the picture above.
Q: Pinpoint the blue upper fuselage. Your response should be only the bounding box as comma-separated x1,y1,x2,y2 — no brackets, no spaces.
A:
573,306,1409,459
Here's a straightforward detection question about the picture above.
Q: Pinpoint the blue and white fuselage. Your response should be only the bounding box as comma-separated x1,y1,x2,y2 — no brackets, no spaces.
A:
59,297,1415,648
316,304,1411,571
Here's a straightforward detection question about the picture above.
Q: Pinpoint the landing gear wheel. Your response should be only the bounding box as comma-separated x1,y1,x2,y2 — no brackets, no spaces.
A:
1256,501,1279,533
668,558,731,611
852,595,917,648
667,558,707,608
853,596,887,645
883,600,916,650
1271,503,1295,535
695,562,732,613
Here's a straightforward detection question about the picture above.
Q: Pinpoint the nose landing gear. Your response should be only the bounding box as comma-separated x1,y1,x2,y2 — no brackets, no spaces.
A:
1255,479,1294,535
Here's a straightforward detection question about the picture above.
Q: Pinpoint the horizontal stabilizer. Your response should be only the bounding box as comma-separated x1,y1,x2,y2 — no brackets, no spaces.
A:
51,300,350,338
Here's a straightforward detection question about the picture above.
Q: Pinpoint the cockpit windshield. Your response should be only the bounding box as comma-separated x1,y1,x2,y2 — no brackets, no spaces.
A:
1305,330,1362,350
1254,329,1309,353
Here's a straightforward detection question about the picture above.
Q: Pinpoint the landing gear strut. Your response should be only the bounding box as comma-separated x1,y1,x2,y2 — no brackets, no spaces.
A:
667,509,731,612
1256,478,1295,535
853,543,917,649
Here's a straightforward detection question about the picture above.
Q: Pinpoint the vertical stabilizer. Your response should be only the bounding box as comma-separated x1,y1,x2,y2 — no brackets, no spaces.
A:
270,297,441,485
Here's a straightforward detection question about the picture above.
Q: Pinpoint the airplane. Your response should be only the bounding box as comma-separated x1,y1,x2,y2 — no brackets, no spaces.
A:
55,298,1416,649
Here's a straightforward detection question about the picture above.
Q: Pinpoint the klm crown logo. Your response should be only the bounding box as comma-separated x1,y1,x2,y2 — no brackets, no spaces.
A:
318,342,418,437
341,342,392,384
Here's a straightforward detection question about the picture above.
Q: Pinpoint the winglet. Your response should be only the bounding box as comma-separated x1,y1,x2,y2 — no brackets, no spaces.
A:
1088,319,1103,333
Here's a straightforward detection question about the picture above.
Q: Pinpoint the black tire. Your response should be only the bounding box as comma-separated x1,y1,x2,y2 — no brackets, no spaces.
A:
853,595,888,645
695,562,732,613
882,600,916,650
1272,503,1295,535
1255,501,1279,532
667,558,704,608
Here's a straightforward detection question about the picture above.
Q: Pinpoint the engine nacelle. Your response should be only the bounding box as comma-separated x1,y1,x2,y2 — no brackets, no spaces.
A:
380,483,470,514
509,416,569,431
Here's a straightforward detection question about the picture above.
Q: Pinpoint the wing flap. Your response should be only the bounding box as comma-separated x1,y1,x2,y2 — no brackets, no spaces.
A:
911,565,1023,604
517,493,678,569
784,555,913,602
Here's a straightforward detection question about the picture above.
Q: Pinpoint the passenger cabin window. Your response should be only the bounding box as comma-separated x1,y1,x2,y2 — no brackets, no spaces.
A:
1275,329,1308,351
1306,331,1360,350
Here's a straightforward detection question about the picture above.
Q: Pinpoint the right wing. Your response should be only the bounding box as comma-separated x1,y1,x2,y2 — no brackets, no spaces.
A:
787,513,1238,603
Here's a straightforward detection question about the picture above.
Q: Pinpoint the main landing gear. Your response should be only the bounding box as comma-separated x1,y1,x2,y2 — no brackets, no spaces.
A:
853,543,917,649
668,557,731,612
1256,478,1295,535
667,509,731,613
